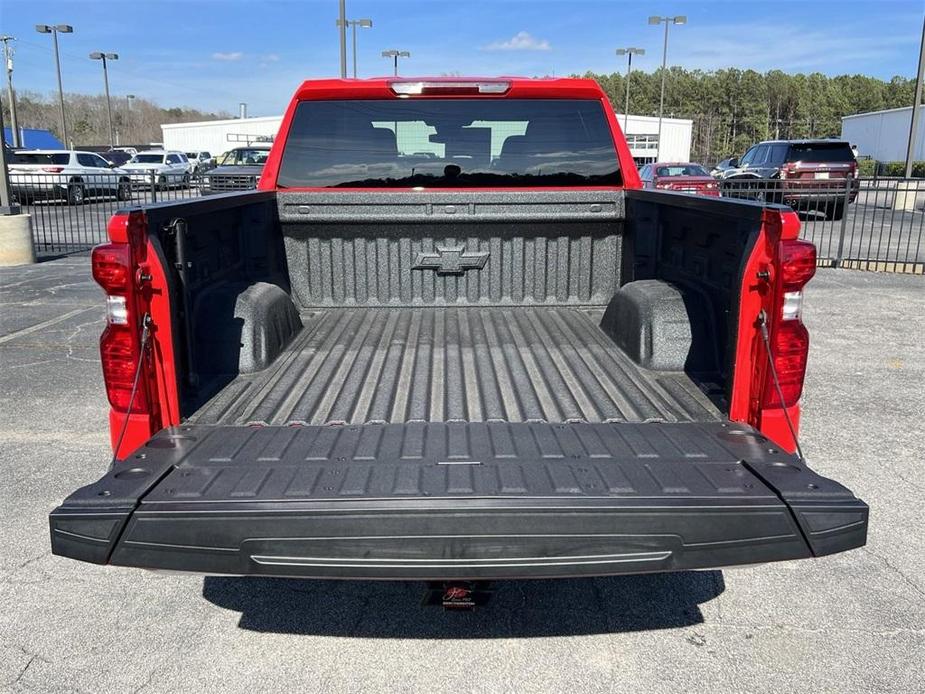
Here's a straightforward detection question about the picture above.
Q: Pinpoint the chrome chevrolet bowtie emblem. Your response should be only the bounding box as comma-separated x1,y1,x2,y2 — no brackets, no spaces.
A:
413,245,489,275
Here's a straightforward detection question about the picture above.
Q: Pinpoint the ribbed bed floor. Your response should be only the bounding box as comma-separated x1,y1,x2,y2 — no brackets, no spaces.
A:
190,307,722,426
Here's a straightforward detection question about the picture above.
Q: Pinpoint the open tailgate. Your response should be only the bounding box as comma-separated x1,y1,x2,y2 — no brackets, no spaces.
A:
50,422,867,580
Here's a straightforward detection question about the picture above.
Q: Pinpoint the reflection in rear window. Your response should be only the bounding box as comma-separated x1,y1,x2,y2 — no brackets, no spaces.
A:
787,143,855,163
277,99,621,188
12,152,69,165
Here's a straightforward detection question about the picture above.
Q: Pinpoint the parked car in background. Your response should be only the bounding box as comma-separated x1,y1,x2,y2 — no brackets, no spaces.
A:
102,150,133,167
7,149,131,205
121,150,191,189
710,157,739,179
201,144,271,194
112,147,138,157
185,151,214,174
639,162,720,196
721,139,859,219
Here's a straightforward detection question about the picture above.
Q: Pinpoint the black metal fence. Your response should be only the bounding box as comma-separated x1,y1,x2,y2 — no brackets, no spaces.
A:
10,171,255,257
12,172,925,274
721,177,925,274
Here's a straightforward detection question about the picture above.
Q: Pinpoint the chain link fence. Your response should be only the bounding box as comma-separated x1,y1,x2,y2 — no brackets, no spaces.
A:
11,172,925,274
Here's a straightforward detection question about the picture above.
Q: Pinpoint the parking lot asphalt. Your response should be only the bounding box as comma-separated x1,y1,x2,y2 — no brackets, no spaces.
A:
0,257,923,693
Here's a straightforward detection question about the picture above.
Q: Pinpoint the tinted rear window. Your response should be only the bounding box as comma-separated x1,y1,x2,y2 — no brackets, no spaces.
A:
786,143,854,163
12,152,69,165
277,99,621,188
655,164,709,177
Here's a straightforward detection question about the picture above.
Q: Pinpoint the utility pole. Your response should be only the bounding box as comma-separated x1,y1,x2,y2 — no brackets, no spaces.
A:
35,24,74,148
648,16,686,160
1,36,20,148
89,52,118,149
338,0,347,78
905,15,925,179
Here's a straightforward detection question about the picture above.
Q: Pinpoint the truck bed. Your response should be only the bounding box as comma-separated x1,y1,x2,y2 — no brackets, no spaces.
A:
190,306,722,426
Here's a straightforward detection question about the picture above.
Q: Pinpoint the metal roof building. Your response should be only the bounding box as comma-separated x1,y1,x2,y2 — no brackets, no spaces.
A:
841,105,925,161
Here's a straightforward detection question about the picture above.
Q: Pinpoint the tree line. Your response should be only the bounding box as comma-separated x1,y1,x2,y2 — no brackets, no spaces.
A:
2,91,231,148
579,68,917,163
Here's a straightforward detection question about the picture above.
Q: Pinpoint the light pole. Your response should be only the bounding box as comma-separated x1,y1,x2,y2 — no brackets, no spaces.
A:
615,47,645,133
1,36,20,148
35,24,73,148
336,18,372,78
337,0,347,78
648,15,686,160
89,51,118,149
904,15,925,179
381,49,410,76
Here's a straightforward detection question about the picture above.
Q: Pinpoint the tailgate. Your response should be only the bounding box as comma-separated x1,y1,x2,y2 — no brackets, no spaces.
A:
49,422,867,580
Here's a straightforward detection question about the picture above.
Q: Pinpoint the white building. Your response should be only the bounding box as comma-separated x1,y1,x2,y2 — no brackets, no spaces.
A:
161,112,692,164
161,116,283,157
616,114,693,164
841,105,925,162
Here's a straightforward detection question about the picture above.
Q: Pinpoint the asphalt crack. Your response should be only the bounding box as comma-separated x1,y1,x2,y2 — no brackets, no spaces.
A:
862,547,925,600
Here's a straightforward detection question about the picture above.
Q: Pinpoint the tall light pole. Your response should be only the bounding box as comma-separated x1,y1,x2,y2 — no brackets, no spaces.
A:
337,0,347,78
381,49,410,76
336,18,372,78
35,24,73,148
648,15,685,160
89,52,118,149
1,36,20,148
904,15,925,179
615,47,645,133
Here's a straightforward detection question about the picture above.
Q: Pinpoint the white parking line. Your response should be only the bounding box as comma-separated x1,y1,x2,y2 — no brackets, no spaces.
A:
0,306,99,345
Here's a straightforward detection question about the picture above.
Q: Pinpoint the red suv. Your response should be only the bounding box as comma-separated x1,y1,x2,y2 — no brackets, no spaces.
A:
722,140,858,219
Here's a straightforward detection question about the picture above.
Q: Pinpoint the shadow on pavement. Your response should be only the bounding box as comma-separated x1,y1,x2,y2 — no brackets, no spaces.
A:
202,570,724,638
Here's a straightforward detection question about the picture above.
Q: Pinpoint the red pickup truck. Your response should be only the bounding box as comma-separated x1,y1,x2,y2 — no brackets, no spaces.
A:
50,78,867,582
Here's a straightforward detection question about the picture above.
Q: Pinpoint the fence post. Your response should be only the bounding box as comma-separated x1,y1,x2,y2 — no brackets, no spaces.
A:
833,179,853,268
149,170,157,203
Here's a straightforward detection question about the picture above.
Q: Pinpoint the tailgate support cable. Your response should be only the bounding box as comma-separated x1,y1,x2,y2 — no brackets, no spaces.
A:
109,313,152,468
758,310,805,461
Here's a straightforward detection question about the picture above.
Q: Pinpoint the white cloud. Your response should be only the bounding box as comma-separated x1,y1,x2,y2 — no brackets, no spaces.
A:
212,51,243,61
483,31,551,52
261,53,280,62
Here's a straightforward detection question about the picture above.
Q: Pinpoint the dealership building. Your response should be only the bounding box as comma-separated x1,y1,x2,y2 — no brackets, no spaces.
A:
161,112,693,164
841,104,925,161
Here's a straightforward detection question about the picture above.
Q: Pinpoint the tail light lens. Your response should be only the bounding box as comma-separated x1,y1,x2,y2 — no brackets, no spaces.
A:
41,166,64,173
92,218,149,414
761,237,816,409
762,321,810,407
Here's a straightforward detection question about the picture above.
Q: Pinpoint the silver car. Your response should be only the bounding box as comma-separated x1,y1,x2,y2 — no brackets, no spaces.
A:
8,150,132,205
120,150,191,189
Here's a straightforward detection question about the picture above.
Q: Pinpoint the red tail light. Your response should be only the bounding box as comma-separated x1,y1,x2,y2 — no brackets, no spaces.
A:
762,321,809,407
780,239,816,290
41,166,64,173
92,215,150,414
761,235,816,410
100,325,149,412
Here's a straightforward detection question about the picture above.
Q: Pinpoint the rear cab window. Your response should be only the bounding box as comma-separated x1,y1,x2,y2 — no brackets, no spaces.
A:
277,99,621,188
786,143,855,163
12,152,70,165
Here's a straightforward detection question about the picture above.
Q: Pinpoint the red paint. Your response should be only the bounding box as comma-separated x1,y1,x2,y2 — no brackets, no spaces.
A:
728,208,813,453
98,211,180,459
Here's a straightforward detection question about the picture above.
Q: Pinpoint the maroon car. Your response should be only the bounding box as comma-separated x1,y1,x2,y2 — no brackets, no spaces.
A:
639,162,720,196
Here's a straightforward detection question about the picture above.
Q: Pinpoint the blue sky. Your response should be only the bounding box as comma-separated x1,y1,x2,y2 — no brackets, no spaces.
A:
2,0,923,115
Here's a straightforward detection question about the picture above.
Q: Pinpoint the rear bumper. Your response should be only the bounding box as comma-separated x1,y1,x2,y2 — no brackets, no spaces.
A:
49,423,868,580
